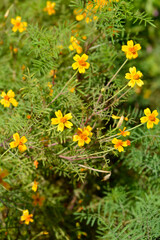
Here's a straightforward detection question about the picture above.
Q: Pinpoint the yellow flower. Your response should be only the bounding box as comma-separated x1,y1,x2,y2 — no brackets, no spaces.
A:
122,40,141,59
112,138,128,152
125,67,144,88
69,36,83,54
51,110,73,132
117,127,130,137
72,54,90,74
11,16,27,33
9,133,27,152
43,1,56,15
21,210,33,225
32,193,45,207
73,126,92,147
0,90,18,107
32,180,38,192
0,169,10,190
140,108,159,129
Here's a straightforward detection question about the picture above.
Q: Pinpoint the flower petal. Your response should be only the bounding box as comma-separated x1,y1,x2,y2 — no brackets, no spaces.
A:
20,136,27,144
147,121,154,129
51,118,59,125
144,108,151,116
73,54,81,61
55,110,63,119
18,144,27,152
13,133,20,143
64,121,73,129
81,54,88,61
57,123,64,132
64,113,72,120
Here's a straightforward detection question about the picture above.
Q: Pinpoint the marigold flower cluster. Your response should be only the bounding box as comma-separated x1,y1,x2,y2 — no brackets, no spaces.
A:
69,36,83,54
11,16,27,32
112,127,131,152
0,90,18,107
43,1,56,15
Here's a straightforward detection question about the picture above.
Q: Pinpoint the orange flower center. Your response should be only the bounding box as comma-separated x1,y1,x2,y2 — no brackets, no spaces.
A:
15,22,21,27
60,117,67,123
4,95,9,101
133,74,139,80
78,59,87,67
129,47,136,54
116,140,123,147
79,132,88,140
148,114,156,122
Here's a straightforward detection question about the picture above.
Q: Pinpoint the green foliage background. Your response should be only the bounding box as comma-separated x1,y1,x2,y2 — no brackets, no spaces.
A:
0,0,159,239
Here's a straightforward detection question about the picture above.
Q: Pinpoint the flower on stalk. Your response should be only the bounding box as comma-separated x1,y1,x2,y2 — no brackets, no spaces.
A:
32,180,38,192
125,67,144,88
140,108,159,129
0,169,10,190
51,110,73,132
122,40,141,59
10,133,27,152
112,138,129,152
73,126,92,147
43,1,56,15
11,16,27,32
21,210,33,225
117,127,130,137
0,90,18,107
32,193,45,207
112,114,128,121
72,54,90,74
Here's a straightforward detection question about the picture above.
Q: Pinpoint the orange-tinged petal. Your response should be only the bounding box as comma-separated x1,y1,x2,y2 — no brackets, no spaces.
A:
20,136,27,144
81,54,88,61
78,139,84,147
147,121,154,129
121,45,128,52
137,71,143,78
85,62,90,69
73,135,80,142
144,108,151,116
132,52,138,59
1,99,10,107
128,80,135,88
18,144,27,152
64,113,72,120
11,18,16,24
10,141,18,148
85,137,91,144
57,123,64,132
78,66,85,73
64,121,73,129
55,110,63,119
118,146,124,152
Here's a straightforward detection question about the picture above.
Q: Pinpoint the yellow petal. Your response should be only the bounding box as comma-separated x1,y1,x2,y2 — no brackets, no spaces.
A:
73,135,79,142
7,90,15,98
57,123,64,132
20,136,27,144
64,113,72,120
13,133,20,143
85,137,91,144
152,110,158,117
128,80,135,88
140,116,148,123
51,118,59,125
118,146,124,152
78,139,84,147
147,121,153,129
55,110,63,118
81,54,88,61
127,40,133,47
73,54,81,61
9,98,18,107
10,141,18,148
136,79,144,87
16,16,21,21
112,138,118,144
134,44,141,51
144,108,151,116
72,62,79,70
125,73,131,80
78,66,85,74
64,121,73,129
129,67,136,74
11,18,16,24
1,91,6,97
121,45,128,52
154,118,159,125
